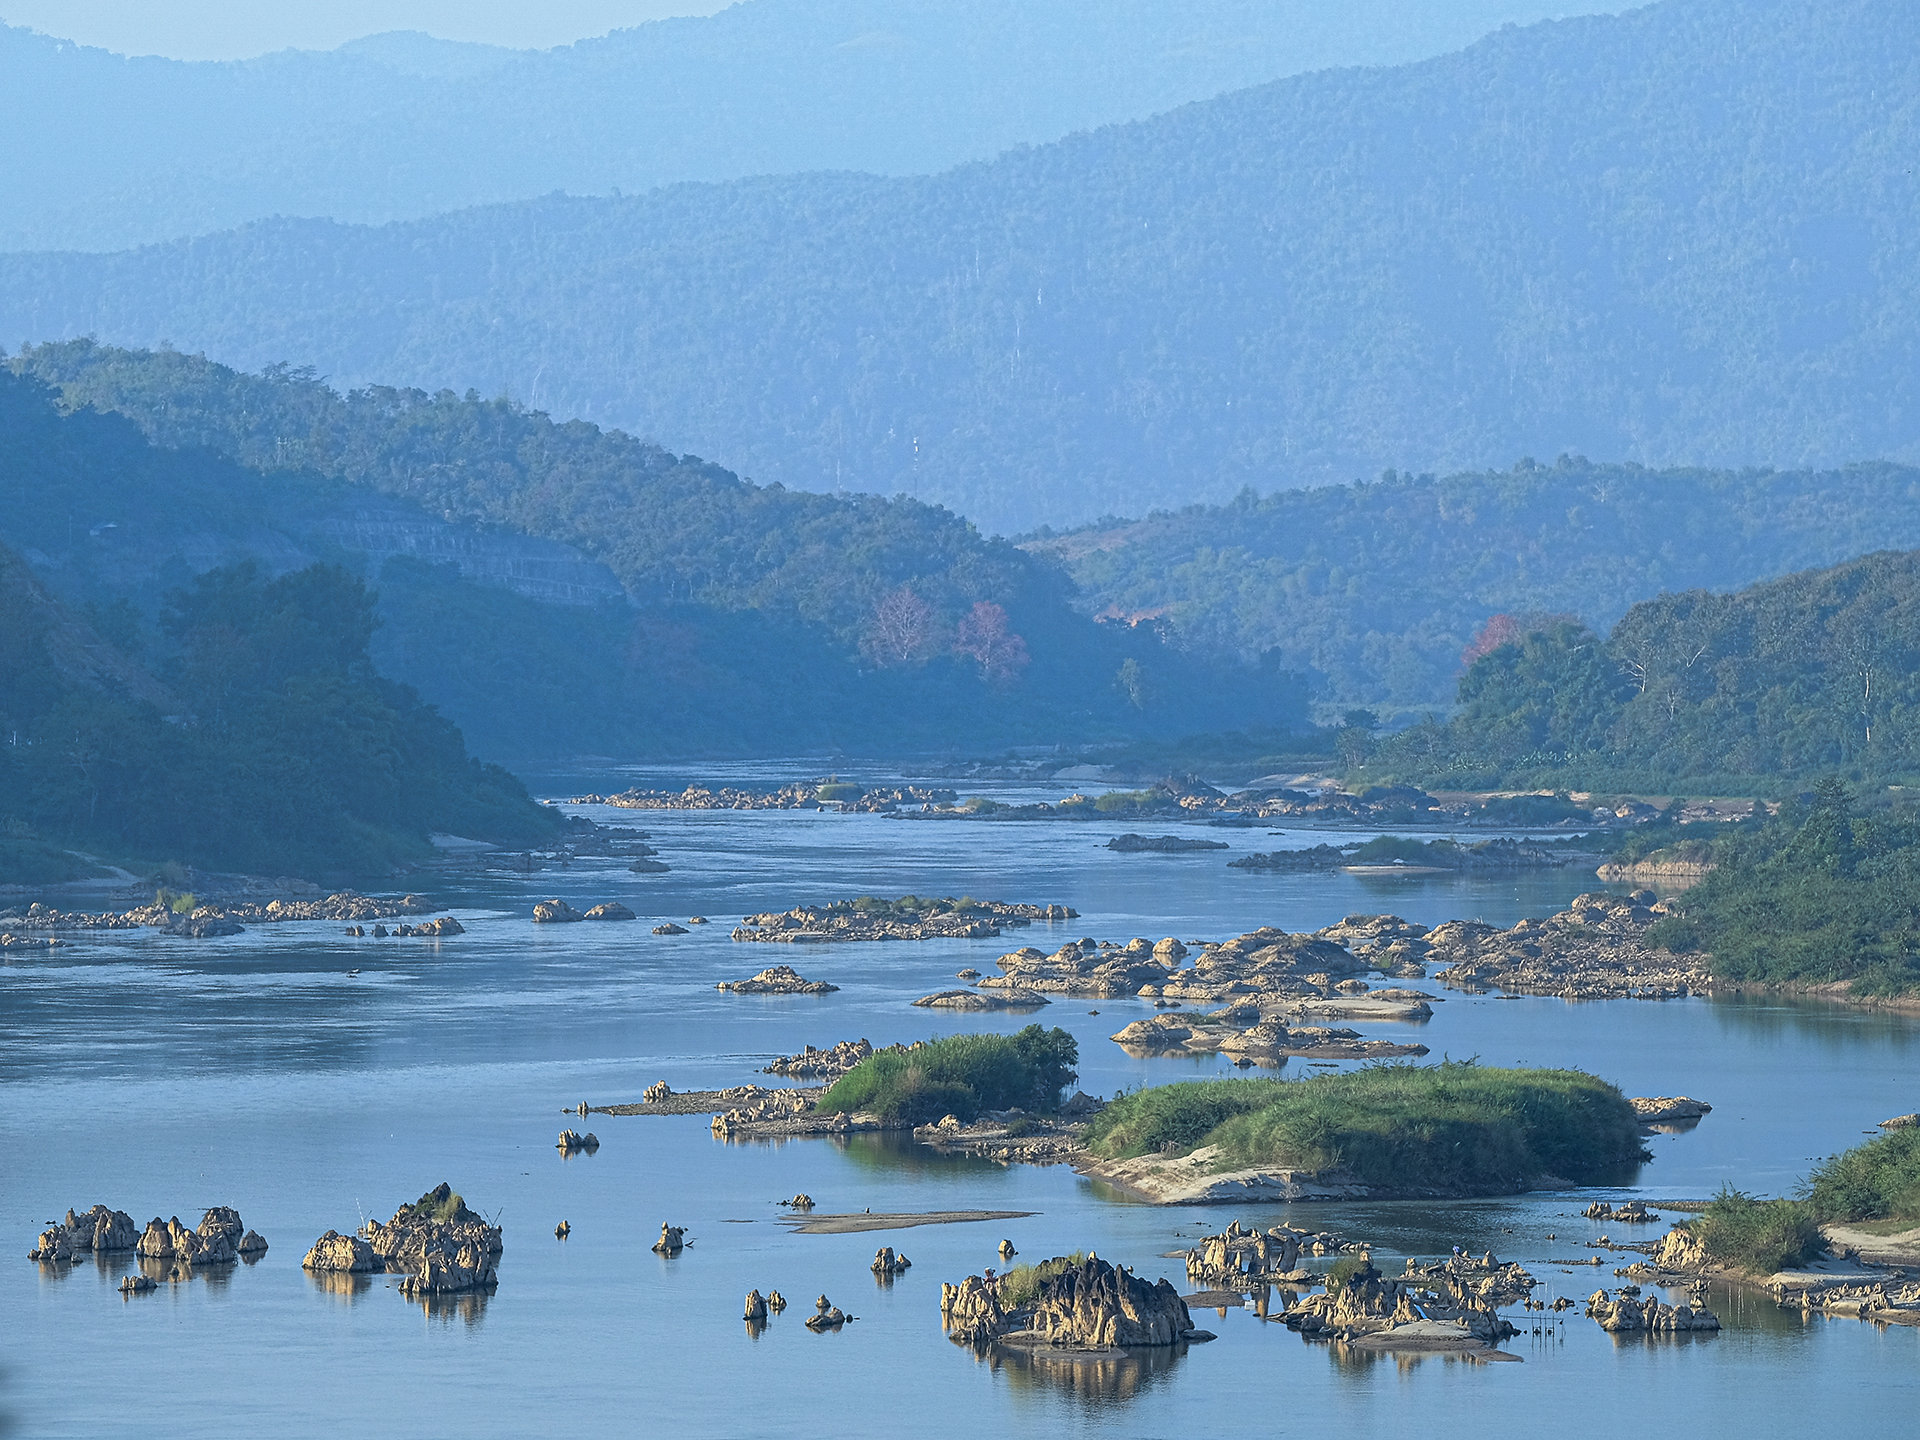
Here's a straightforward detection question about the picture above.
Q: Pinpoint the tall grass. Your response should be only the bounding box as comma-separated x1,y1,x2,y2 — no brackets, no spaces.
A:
1693,1189,1824,1272
994,1253,1088,1309
817,1026,1078,1124
1806,1128,1920,1223
1085,1063,1648,1193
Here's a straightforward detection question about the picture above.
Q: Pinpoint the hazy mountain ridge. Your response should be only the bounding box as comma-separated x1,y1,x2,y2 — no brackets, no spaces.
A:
1,0,1911,534
0,0,1598,252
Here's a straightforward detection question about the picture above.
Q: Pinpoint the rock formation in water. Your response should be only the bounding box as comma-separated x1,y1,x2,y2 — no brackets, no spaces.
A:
1585,1285,1720,1332
302,1184,501,1295
912,987,1049,1010
763,1039,871,1080
716,965,838,994
532,899,585,923
940,1253,1207,1350
28,1204,141,1262
652,1224,686,1255
583,902,635,920
1106,834,1230,853
871,1246,911,1275
557,1129,600,1153
1280,1256,1526,1344
1629,1096,1712,1123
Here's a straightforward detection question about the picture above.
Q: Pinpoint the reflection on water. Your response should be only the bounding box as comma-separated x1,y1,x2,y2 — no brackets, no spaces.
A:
306,1269,374,1304
959,1338,1189,1403
412,1288,490,1328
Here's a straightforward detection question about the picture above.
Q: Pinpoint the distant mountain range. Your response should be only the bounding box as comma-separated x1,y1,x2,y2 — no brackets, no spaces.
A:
0,0,1598,252
1,0,1910,533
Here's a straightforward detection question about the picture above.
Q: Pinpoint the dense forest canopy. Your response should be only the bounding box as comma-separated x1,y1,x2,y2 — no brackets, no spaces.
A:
0,0,1604,252
1363,550,1920,792
0,540,559,882
1046,457,1920,711
1,350,1307,760
0,0,1913,533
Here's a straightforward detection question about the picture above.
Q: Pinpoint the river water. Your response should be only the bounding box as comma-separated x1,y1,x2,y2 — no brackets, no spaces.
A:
4,766,1915,1437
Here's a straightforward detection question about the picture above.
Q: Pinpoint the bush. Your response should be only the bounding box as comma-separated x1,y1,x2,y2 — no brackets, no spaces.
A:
1805,1128,1920,1223
814,782,863,802
1695,1189,1824,1272
995,1253,1086,1309
816,1025,1079,1124
1087,1063,1648,1194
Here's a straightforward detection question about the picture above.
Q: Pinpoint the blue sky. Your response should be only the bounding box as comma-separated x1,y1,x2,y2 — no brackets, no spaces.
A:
0,1,730,58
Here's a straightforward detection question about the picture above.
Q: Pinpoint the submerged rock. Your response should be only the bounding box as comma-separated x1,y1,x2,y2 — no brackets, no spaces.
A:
652,921,690,935
912,987,1049,1010
532,899,585,923
583,902,636,921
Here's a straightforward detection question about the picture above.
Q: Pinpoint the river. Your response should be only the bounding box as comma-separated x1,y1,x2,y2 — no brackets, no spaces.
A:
3,765,1914,1436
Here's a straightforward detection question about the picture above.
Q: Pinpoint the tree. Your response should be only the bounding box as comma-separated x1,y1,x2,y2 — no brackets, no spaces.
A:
1116,657,1148,709
863,583,939,666
954,601,1030,686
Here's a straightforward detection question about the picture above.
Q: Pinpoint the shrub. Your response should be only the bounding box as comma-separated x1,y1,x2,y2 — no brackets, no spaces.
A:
1805,1128,1920,1223
817,1026,1079,1124
1695,1189,1824,1272
814,782,863,802
1087,1063,1648,1194
996,1253,1087,1309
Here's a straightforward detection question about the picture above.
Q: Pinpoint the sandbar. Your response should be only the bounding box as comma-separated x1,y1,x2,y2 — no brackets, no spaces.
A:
782,1209,1035,1235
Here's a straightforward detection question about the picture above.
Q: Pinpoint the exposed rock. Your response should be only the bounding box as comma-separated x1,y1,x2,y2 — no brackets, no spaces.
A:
1584,1200,1659,1223
579,783,955,812
733,897,1076,945
557,1129,600,1153
778,1195,816,1211
745,1289,769,1321
1106,834,1230,853
583,902,636,921
303,1231,378,1273
119,1274,158,1294
652,1224,687,1255
652,921,690,935
941,1253,1206,1350
1630,1096,1712,1123
628,858,672,874
1651,1225,1710,1272
198,1207,245,1247
555,1221,571,1239
980,937,1177,999
805,1294,855,1329
532,899,585,923
1110,1007,1426,1062
237,1230,268,1254
914,1112,1089,1165
768,1290,788,1311
763,1039,872,1080
1430,892,1709,1000
999,1239,1018,1260
397,1237,497,1297
132,1215,237,1266
162,910,246,938
1880,1113,1919,1130
717,964,838,994
913,987,1050,1010
358,1186,502,1295
36,1204,140,1257
871,1246,911,1275
642,1081,673,1103
414,915,465,935
1280,1257,1523,1344
0,932,62,949
1585,1285,1720,1332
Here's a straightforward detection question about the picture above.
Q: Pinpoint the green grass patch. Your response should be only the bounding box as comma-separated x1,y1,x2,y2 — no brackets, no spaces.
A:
1086,1063,1649,1194
817,1025,1078,1125
1806,1128,1920,1223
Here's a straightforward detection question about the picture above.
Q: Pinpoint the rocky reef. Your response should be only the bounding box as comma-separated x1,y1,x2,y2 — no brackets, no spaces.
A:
1279,1256,1528,1348
732,897,1075,944
763,1039,872,1081
1106,834,1229,853
716,964,839,994
1585,1284,1721,1333
1430,891,1710,999
942,1253,1210,1351
569,783,955,812
302,1183,500,1296
977,937,1188,999
913,988,1050,1010
7,891,442,939
29,1204,141,1262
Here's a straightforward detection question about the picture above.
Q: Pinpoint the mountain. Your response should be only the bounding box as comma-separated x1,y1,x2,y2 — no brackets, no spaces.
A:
1368,549,1920,791
0,0,1909,534
2,347,1301,759
0,0,1601,252
1041,457,1920,712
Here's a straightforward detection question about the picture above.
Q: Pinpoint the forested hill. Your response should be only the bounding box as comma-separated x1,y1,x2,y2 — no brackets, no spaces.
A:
0,0,1594,252
3,349,1303,758
1043,457,1920,712
1,0,1914,534
1367,550,1920,793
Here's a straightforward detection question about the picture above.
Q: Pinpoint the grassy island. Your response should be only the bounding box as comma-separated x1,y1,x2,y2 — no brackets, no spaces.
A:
1085,1063,1649,1193
817,1025,1079,1124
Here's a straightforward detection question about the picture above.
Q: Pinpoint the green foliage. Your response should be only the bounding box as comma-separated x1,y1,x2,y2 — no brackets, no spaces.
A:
816,1026,1079,1125
1805,1129,1920,1224
1370,549,1920,791
395,1183,474,1225
813,782,863,802
1087,1064,1648,1194
1326,1257,1374,1290
1694,1190,1824,1273
995,1254,1088,1310
1092,788,1167,814
0,353,1313,756
1645,788,1920,993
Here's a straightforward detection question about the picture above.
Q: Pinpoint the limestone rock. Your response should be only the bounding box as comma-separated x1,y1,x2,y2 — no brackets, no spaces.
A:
532,899,585,923
745,1289,769,1321
583,902,636,921
652,922,690,935
119,1273,158,1294
303,1231,378,1273
1652,1225,1710,1272
198,1207,245,1247
557,1129,600,1153
912,987,1049,1010
871,1246,911,1275
1630,1096,1712,1123
652,1224,687,1255
237,1230,269,1255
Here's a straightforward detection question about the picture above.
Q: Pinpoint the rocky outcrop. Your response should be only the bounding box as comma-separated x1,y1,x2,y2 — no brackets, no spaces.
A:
9,891,439,933
763,1039,871,1081
583,902,635,921
652,922,689,934
871,1247,911,1275
575,783,955,812
135,1215,238,1265
305,1184,501,1296
1881,1113,1920,1130
979,937,1180,999
557,1129,600,1153
119,1274,157,1294
1585,1285,1720,1332
28,1204,140,1261
1629,1096,1713,1124
532,899,585,923
1110,1007,1426,1063
303,1231,377,1273
652,1224,687,1255
1080,1148,1386,1205
732,897,1075,944
1106,834,1229,853
805,1294,855,1329
913,987,1049,1010
941,1253,1207,1351
1154,928,1366,1002
745,1289,769,1322
238,1230,268,1255
1583,1200,1659,1223
1430,892,1710,999
717,965,838,994
1651,1225,1710,1272
1280,1257,1524,1344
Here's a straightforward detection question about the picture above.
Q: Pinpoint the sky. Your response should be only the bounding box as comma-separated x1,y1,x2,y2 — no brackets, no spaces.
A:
0,1,733,58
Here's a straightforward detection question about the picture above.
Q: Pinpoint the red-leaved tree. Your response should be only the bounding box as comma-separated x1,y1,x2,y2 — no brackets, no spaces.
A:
954,601,1030,686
